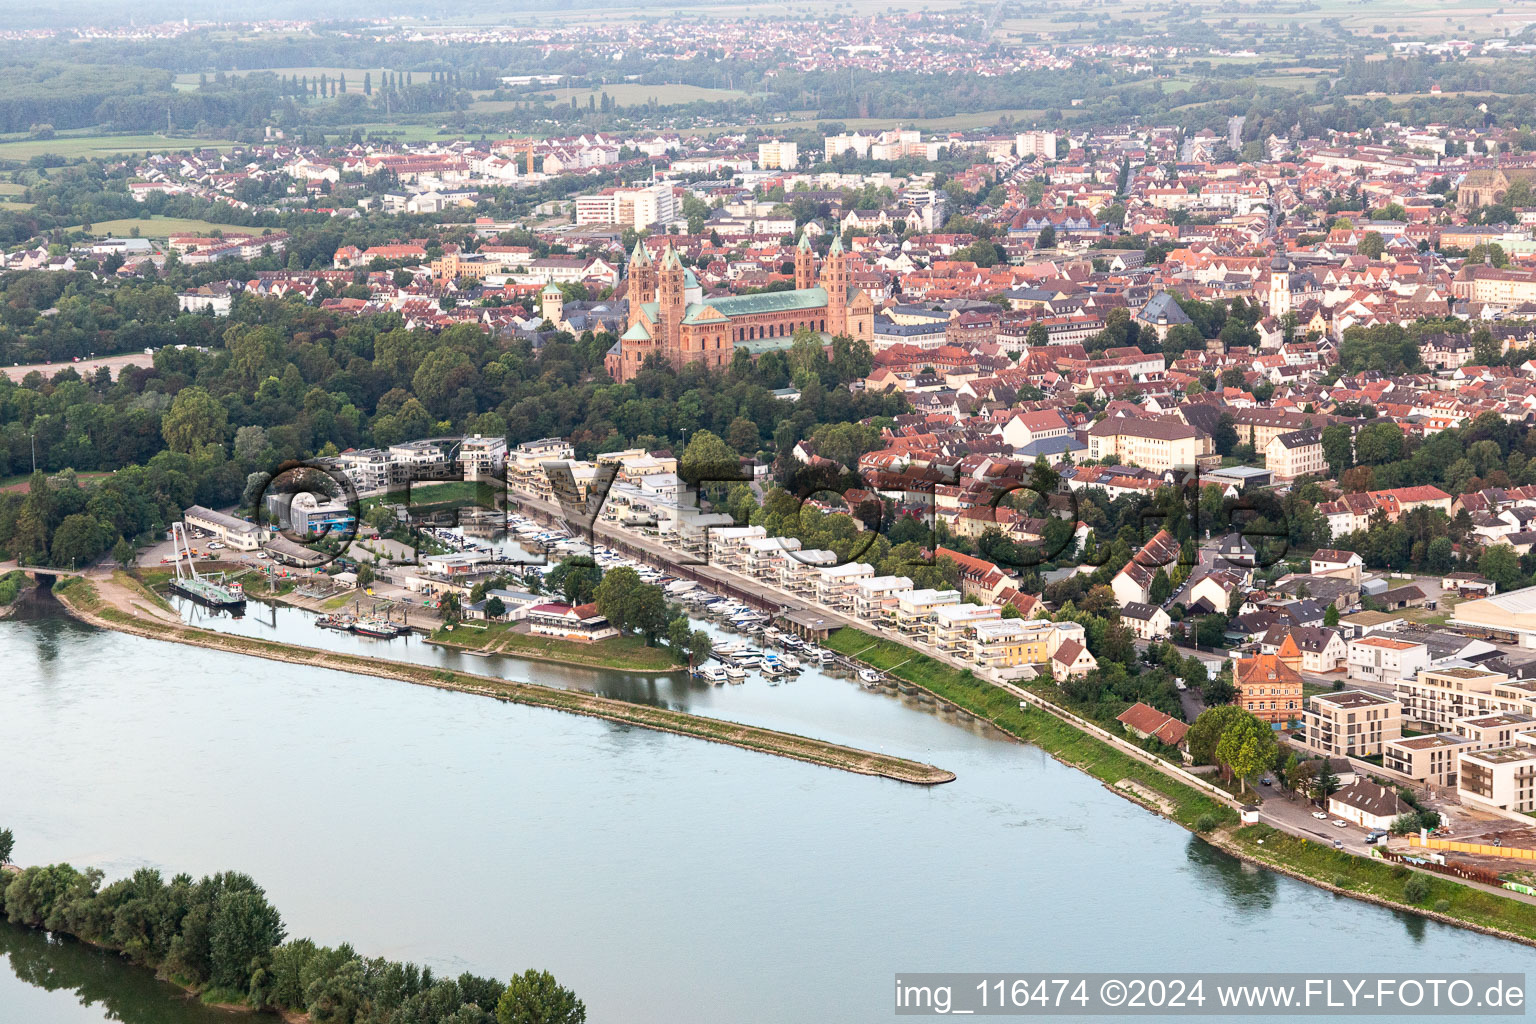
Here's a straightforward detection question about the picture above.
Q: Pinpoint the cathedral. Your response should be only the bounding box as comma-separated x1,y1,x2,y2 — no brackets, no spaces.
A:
604,232,874,383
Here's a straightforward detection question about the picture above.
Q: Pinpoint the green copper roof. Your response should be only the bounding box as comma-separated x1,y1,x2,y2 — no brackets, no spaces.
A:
704,286,828,317
541,282,562,296
680,303,729,325
735,332,831,354
630,239,650,266
828,234,844,255
622,320,651,341
684,267,700,289
661,246,683,270
797,230,813,252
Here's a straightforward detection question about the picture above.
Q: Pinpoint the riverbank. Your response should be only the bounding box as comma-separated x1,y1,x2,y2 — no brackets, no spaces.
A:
51,575,955,786
823,626,1536,948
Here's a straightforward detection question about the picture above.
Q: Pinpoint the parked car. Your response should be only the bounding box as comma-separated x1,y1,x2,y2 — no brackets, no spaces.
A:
1260,777,1273,786
1311,811,1329,820
1332,819,1348,828
1332,839,1344,849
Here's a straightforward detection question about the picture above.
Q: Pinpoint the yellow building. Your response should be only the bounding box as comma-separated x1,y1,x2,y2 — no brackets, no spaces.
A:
1085,418,1209,473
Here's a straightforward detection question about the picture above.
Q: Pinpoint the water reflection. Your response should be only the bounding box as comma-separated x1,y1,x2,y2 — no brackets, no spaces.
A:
1184,835,1277,909
0,920,230,1024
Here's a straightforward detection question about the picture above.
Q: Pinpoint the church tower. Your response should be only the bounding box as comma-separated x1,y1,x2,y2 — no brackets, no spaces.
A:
822,234,848,335
626,239,655,332
1268,256,1292,318
658,245,687,358
794,230,816,291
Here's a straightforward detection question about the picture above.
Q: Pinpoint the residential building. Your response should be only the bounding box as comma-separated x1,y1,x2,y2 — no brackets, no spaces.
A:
458,433,508,482
1234,648,1304,726
1263,427,1325,480
892,588,963,637
1328,780,1412,830
1050,638,1098,681
1301,690,1403,758
757,141,799,170
816,562,875,609
526,602,620,642
1085,418,1210,473
929,602,1001,657
853,575,914,623
1120,601,1171,641
1347,635,1429,687
1116,702,1189,747
1384,733,1473,789
1394,666,1508,731
1458,738,1536,813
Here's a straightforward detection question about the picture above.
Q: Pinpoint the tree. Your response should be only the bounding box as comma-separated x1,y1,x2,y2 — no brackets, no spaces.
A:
1035,225,1056,249
678,429,739,487
50,513,108,569
0,827,12,865
1355,421,1403,465
1309,758,1342,805
497,969,586,1024
208,886,285,991
355,564,374,588
594,566,669,642
1215,713,1276,793
1357,231,1385,259
547,557,602,606
162,386,229,453
1212,414,1239,457
485,596,506,620
1186,704,1248,766
1321,423,1354,476
1323,604,1340,628
1472,327,1502,368
112,535,137,570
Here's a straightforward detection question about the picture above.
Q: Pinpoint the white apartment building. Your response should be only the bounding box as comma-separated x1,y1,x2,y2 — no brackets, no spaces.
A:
780,548,838,594
929,603,1002,657
708,525,767,570
1015,131,1058,160
1301,690,1403,758
853,575,914,624
1347,636,1429,687
1458,737,1536,813
892,588,962,637
742,536,802,579
573,182,678,230
757,141,799,170
459,433,508,482
1393,666,1509,731
816,562,875,609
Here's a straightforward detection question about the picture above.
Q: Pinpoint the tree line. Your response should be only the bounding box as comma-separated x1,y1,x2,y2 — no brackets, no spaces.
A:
0,831,585,1024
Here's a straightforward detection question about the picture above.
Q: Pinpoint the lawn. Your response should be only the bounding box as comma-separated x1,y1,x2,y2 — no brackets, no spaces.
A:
822,627,1235,830
405,480,500,511
66,218,266,239
435,620,683,672
0,132,238,162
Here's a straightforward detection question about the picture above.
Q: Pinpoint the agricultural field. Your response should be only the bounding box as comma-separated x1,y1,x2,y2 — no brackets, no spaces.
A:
476,83,754,113
66,217,268,239
0,132,238,162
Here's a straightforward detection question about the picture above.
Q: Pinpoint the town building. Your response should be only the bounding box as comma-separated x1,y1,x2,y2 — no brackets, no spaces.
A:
1301,690,1403,758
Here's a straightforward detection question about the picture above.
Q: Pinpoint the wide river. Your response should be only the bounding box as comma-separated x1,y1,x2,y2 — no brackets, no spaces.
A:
0,592,1529,1023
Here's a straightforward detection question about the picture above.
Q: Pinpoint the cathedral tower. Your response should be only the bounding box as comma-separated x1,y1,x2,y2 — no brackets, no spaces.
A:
822,234,848,335
627,239,655,332
658,245,687,358
794,230,816,291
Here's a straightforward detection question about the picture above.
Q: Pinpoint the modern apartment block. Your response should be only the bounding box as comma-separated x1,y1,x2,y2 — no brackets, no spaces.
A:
1301,690,1403,757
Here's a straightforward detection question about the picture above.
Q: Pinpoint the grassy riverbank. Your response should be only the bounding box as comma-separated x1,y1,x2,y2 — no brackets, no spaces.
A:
823,628,1232,830
52,577,954,786
432,620,684,672
824,626,1536,946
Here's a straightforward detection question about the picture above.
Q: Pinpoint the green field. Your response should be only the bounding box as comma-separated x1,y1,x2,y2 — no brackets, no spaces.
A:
0,182,26,195
0,132,239,162
67,217,264,239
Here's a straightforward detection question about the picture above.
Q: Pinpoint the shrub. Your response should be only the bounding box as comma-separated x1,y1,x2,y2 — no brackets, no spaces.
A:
1194,813,1219,833
1403,874,1432,904
1333,874,1351,888
1433,899,1451,913
1391,865,1410,880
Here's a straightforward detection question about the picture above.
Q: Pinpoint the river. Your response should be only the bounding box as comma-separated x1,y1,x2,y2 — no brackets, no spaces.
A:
0,593,1528,1023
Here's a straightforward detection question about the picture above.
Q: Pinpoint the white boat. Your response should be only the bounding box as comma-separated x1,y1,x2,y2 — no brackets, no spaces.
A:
814,648,836,664
761,660,787,677
780,654,802,672
724,665,747,681
694,666,728,684
858,668,883,684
